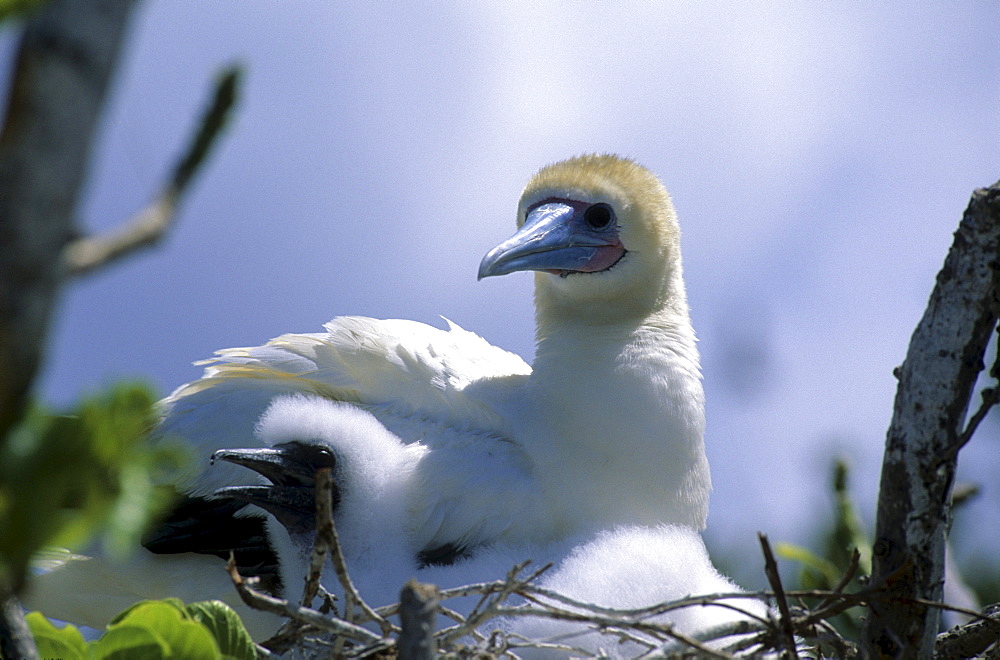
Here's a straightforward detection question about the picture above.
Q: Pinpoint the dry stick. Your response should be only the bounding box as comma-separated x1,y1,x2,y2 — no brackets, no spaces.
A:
521,583,770,627
518,589,769,652
437,562,544,647
300,467,335,609
258,466,343,655
433,558,997,658
654,620,765,657
62,67,242,277
490,605,734,660
758,533,799,660
466,567,748,658
398,579,439,660
813,547,861,614
433,605,489,644
225,556,381,644
312,468,396,636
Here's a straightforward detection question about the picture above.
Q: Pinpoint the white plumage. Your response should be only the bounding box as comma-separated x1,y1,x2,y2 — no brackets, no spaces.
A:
26,155,751,653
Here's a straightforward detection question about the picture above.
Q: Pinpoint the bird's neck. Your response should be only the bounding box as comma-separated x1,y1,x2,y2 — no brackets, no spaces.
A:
526,305,709,531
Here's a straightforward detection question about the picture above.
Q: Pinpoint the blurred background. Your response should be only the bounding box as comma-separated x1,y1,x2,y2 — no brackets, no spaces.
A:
3,2,998,589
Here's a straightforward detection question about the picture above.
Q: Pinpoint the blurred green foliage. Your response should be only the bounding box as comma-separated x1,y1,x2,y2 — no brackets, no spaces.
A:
777,459,873,639
0,382,188,594
27,598,256,660
0,0,43,23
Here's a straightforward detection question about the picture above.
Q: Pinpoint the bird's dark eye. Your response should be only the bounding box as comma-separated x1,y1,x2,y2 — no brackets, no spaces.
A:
584,203,614,230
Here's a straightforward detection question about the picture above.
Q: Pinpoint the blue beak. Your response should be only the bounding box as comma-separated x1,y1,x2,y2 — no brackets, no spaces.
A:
478,202,624,280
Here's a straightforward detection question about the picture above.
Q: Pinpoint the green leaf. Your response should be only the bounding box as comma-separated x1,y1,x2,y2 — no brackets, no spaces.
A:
109,599,188,627
0,0,44,22
92,625,170,660
775,542,841,589
26,611,88,660
827,459,872,577
186,600,257,660
0,382,189,589
102,600,221,660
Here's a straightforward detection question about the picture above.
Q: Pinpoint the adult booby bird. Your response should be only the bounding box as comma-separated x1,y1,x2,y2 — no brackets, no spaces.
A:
26,155,723,647
151,153,709,577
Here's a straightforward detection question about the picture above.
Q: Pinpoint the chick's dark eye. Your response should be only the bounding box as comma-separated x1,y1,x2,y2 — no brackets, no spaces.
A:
583,203,614,230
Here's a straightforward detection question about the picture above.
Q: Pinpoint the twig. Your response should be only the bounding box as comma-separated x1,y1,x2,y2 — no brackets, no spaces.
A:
491,604,735,659
503,635,594,657
62,66,242,277
313,468,395,636
951,385,1000,458
651,619,764,657
301,467,335,609
814,547,861,613
225,555,382,645
521,583,770,627
438,562,548,647
758,532,799,659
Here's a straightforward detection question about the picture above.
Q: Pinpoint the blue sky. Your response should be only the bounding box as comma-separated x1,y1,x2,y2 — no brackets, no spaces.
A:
6,2,999,585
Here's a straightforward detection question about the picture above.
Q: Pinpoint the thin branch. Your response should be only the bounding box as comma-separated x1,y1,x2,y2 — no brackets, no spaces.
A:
950,384,1000,459
490,604,736,659
651,619,764,657
313,467,395,635
438,562,547,647
300,467,335,609
814,547,861,614
225,555,382,645
521,583,771,627
758,532,799,659
62,66,242,277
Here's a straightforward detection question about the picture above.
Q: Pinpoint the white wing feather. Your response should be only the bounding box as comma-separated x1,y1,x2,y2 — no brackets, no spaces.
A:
158,316,530,496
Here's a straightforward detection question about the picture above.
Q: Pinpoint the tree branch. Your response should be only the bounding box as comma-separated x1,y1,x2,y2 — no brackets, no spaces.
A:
62,66,241,277
0,0,138,445
935,603,1000,659
0,583,36,660
863,180,1000,658
0,2,138,656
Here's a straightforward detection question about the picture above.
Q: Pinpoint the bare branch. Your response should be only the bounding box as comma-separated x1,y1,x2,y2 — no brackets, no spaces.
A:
62,66,241,277
398,579,438,660
312,468,394,635
0,0,137,444
934,603,1000,659
300,467,335,609
758,532,799,659
225,555,382,645
951,385,1000,458
863,180,1000,658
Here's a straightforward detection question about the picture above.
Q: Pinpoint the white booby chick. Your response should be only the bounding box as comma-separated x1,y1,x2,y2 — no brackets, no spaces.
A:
26,155,717,643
